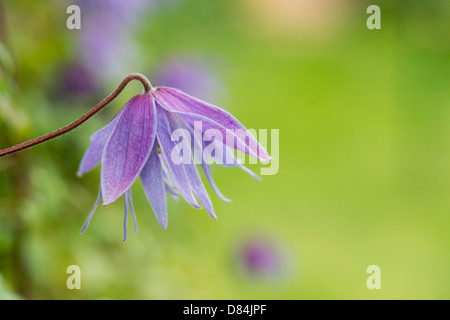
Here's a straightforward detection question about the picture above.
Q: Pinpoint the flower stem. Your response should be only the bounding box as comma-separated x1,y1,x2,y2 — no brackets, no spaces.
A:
0,73,153,158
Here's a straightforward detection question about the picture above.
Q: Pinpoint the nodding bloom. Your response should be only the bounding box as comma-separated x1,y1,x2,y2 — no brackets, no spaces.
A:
77,85,271,241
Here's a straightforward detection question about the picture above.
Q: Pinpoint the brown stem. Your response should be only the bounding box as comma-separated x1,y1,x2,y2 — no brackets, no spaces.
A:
0,73,152,158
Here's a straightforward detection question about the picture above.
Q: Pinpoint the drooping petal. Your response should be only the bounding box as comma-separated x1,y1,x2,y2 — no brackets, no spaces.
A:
199,161,232,203
125,189,137,234
77,109,124,176
140,144,168,229
80,185,102,233
184,163,216,219
184,122,231,203
123,194,129,242
159,154,180,201
206,139,262,181
187,117,261,181
164,181,180,198
101,94,157,205
156,106,201,209
235,162,262,181
153,87,271,162
166,112,216,219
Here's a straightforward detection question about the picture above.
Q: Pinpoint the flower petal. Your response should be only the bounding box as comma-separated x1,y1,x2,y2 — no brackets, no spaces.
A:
140,144,168,229
199,161,232,203
80,185,102,233
184,122,231,203
159,154,180,201
153,87,271,162
207,139,262,181
123,194,129,242
156,106,201,209
125,189,138,234
101,94,157,205
166,112,216,219
77,109,124,176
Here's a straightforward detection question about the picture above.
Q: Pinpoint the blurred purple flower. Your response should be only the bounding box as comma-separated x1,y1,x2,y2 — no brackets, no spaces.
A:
78,0,151,26
78,85,270,240
154,56,224,102
79,20,138,82
76,0,151,83
57,63,98,97
236,237,285,279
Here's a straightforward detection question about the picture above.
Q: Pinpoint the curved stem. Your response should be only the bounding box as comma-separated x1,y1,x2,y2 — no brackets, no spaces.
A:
0,73,153,158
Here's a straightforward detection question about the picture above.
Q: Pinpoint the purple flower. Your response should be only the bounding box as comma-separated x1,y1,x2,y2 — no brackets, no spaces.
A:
76,0,151,84
236,237,286,280
154,56,223,102
77,0,151,26
57,63,98,98
78,86,271,240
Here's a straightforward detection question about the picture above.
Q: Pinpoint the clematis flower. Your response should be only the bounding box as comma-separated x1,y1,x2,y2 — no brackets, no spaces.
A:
77,86,271,241
238,238,281,278
154,55,223,102
235,236,288,281
76,0,151,84
56,62,99,99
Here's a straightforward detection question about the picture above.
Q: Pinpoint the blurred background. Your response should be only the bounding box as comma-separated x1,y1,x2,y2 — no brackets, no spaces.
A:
1,0,450,299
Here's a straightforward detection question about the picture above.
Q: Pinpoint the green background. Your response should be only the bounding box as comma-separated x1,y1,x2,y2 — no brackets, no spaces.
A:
1,0,450,299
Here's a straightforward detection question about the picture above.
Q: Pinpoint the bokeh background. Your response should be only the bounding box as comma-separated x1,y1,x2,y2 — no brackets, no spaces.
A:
1,0,450,299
